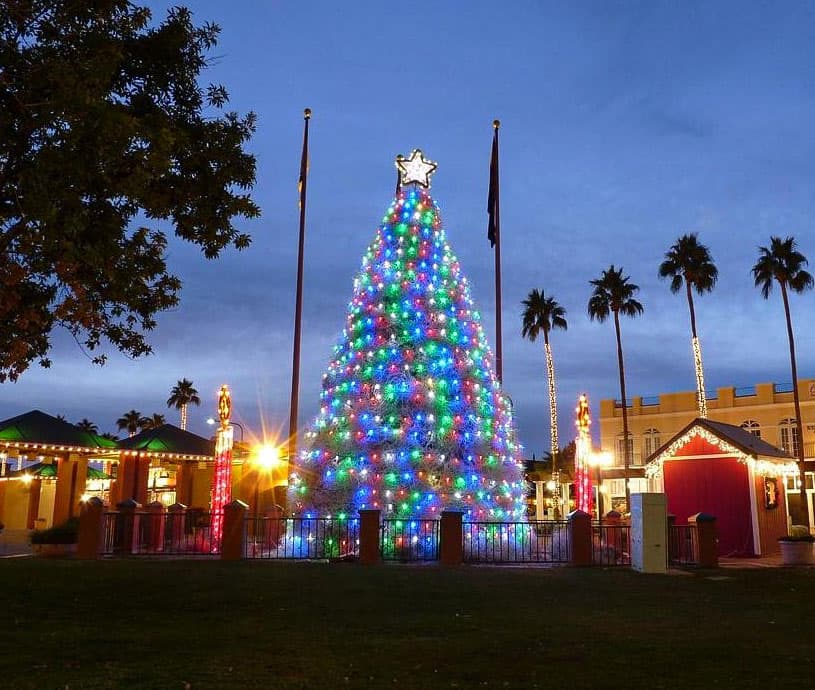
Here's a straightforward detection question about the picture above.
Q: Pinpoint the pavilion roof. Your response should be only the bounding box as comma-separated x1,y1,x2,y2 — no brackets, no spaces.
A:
117,424,214,460
0,410,118,455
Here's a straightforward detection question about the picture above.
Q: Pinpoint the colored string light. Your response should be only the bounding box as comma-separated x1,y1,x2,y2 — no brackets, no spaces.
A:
290,178,526,521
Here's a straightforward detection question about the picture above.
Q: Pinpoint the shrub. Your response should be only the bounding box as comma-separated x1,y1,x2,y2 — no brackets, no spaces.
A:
30,517,79,545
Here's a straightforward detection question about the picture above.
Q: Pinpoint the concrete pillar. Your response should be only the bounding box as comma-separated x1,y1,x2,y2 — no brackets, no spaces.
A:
174,462,193,507
440,511,463,566
221,499,248,560
114,498,141,554
77,497,105,559
52,457,74,525
568,510,592,566
26,478,42,530
689,512,718,568
359,509,381,565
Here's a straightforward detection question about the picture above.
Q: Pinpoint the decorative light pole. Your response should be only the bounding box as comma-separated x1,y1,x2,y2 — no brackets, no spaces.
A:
210,384,234,551
574,394,593,515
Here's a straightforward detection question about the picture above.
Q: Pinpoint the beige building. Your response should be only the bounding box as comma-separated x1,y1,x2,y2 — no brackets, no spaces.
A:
598,379,815,522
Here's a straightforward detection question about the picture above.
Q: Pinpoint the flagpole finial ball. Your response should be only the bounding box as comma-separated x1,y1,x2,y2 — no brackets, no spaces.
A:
493,119,500,129
304,108,312,119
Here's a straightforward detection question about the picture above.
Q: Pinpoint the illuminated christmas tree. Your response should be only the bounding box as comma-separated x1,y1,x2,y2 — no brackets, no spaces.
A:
289,150,526,521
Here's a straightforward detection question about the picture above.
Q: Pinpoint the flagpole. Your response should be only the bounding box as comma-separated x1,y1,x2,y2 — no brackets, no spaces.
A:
288,108,311,465
492,119,503,383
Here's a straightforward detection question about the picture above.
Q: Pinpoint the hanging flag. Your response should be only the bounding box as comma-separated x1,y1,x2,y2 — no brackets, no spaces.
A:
487,121,500,247
297,108,311,210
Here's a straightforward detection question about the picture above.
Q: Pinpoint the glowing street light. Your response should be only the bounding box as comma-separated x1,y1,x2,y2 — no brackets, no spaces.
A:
252,443,283,521
587,451,614,522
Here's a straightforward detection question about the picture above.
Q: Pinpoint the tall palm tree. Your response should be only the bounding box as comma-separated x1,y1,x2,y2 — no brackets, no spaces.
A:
75,418,98,433
141,413,166,430
117,410,146,438
752,236,814,525
659,233,718,418
521,289,567,475
167,378,200,431
588,265,644,514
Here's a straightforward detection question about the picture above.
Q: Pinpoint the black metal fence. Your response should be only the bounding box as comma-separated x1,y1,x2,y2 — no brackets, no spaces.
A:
592,523,631,566
244,516,359,560
463,521,570,563
101,510,219,555
381,519,439,561
668,524,698,566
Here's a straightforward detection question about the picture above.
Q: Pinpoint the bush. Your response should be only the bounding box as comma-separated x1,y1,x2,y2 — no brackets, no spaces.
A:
30,518,79,545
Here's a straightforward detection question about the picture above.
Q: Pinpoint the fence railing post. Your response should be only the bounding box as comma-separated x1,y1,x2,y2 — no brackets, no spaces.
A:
167,502,187,550
359,509,381,565
77,497,105,560
568,510,592,566
221,500,248,560
440,511,463,566
115,498,141,554
689,512,718,568
144,501,165,552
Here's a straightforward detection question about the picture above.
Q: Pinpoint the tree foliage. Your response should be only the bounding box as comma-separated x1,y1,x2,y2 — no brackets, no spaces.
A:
0,1,259,381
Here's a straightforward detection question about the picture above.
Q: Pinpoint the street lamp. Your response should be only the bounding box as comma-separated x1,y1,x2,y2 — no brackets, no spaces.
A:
206,417,245,443
587,451,613,523
252,444,281,519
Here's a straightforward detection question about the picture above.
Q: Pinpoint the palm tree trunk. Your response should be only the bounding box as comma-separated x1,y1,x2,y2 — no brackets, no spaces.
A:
614,310,631,514
685,282,708,418
181,404,187,431
544,334,561,520
780,282,809,526
543,335,559,470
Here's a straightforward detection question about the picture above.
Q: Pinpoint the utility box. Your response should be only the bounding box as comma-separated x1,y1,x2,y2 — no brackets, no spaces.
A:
631,493,667,574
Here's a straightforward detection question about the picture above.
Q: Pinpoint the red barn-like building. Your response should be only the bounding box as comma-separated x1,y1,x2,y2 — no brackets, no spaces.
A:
645,419,796,557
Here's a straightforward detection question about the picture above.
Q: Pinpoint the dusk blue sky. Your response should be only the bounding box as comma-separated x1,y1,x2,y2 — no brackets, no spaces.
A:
3,1,814,454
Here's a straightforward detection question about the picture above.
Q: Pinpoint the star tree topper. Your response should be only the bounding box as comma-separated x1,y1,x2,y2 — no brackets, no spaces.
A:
396,149,438,188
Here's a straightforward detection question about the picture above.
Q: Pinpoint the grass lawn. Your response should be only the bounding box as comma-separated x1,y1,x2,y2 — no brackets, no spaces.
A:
2,559,814,689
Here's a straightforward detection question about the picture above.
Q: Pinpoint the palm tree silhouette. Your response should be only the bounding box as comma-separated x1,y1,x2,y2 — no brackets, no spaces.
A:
752,236,813,525
141,412,167,429
117,410,146,438
141,413,166,430
588,265,644,514
75,418,98,433
521,289,567,484
659,233,718,417
167,379,200,431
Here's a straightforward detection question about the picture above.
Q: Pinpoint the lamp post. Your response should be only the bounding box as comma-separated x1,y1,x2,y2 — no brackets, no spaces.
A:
207,417,244,443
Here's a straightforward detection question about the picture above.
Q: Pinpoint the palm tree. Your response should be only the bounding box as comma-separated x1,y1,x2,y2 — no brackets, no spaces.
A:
588,265,644,514
521,289,567,475
659,233,718,418
117,410,146,438
75,418,98,433
141,413,166,430
100,432,119,441
752,236,814,525
167,378,200,431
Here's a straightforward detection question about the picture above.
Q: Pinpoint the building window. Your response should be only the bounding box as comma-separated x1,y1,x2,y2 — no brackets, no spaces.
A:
779,418,800,456
740,420,761,438
642,428,661,460
616,434,634,466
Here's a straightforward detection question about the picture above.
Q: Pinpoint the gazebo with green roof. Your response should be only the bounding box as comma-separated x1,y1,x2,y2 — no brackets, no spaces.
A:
0,410,119,529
